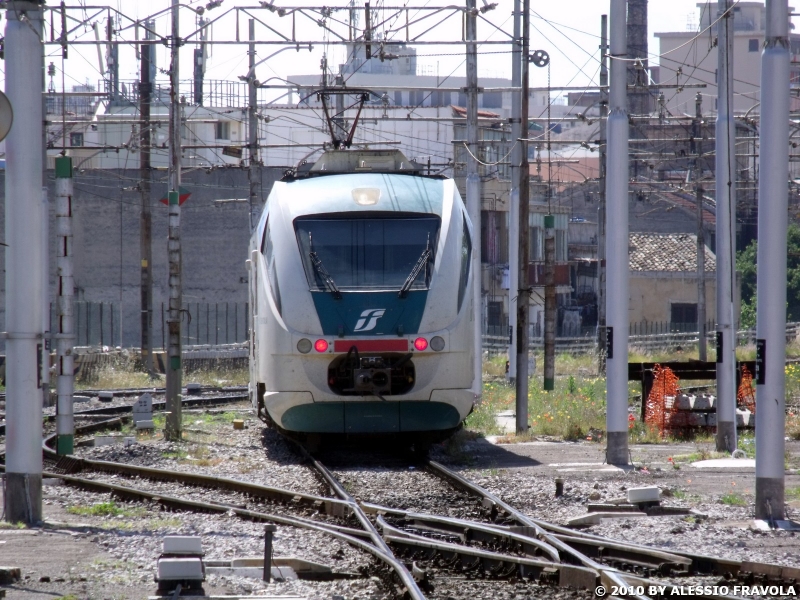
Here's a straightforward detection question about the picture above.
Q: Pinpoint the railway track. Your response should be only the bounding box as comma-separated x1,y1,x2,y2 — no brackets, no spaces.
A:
1,392,798,599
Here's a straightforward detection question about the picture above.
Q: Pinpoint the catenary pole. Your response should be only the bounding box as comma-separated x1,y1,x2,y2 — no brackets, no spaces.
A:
605,0,630,465
755,0,789,521
543,213,555,390
466,0,482,399
597,14,608,375
4,0,45,523
248,19,260,231
695,92,707,362
715,0,738,453
507,0,521,383
55,157,75,456
515,0,531,434
165,0,183,442
140,23,154,375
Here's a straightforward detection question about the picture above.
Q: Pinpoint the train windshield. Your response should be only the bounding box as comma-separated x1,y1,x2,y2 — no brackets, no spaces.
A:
295,215,441,292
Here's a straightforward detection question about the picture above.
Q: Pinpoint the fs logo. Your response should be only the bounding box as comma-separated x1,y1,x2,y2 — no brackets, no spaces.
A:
353,308,386,332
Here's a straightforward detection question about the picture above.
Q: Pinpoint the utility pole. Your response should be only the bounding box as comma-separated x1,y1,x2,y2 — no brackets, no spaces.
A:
55,156,75,456
543,214,555,390
515,0,531,434
165,0,183,442
4,0,45,523
605,0,630,465
715,0,738,453
466,0,482,400
140,23,154,375
755,0,789,521
694,92,707,362
507,0,521,383
248,19,260,231
597,14,608,374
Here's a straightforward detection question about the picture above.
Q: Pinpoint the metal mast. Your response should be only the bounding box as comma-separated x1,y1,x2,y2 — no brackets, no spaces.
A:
165,0,183,441
507,0,521,383
605,0,630,465
715,0,738,453
248,19,260,231
140,23,154,375
4,0,46,523
597,14,609,375
694,92,707,362
466,0,482,399
515,0,531,434
755,0,789,521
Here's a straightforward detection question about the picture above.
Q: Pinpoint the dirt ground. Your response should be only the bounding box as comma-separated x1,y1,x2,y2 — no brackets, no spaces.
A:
1,438,799,599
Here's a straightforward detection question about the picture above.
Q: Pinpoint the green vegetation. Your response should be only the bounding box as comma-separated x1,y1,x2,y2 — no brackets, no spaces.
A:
720,492,747,506
737,223,800,327
67,501,147,518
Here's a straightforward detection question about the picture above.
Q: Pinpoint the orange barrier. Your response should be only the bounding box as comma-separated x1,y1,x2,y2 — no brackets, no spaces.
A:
644,364,680,436
737,364,756,414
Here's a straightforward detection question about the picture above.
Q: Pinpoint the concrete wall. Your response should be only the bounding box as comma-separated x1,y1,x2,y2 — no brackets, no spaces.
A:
0,166,285,348
629,272,717,323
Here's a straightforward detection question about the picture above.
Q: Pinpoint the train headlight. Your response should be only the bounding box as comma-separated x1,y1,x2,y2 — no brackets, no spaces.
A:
314,339,329,352
430,336,445,351
413,337,428,351
297,338,312,354
352,187,381,206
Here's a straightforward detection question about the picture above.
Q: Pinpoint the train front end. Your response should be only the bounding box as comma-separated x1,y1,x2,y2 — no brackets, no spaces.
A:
249,155,476,437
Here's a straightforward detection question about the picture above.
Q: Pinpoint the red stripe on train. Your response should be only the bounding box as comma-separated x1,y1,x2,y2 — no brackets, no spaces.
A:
333,339,409,353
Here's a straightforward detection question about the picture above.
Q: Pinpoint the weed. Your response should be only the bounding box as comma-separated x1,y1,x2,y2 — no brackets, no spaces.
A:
162,449,189,460
0,521,27,530
720,492,747,506
67,501,146,518
671,488,687,500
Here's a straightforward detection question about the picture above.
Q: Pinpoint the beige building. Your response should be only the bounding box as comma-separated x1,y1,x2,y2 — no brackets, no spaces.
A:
655,2,800,115
628,233,719,326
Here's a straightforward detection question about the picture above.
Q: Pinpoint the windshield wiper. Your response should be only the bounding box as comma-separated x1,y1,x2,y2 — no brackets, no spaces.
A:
309,233,342,299
398,237,431,298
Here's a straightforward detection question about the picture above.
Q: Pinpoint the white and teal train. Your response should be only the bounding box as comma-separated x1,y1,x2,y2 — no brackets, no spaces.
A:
247,149,477,444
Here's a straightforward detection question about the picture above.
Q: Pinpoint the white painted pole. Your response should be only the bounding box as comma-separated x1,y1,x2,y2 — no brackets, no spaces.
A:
466,0,482,399
715,0,738,453
755,0,789,521
507,0,521,383
55,157,75,455
605,0,630,465
4,0,45,523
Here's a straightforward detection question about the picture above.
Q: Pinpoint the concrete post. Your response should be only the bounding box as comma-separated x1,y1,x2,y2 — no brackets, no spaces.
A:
543,215,555,390
507,0,521,383
248,19,260,232
715,0,738,453
597,14,608,375
4,0,45,523
55,157,75,455
466,0,482,399
755,0,789,521
140,26,154,375
165,0,183,441
605,0,630,465
694,93,707,362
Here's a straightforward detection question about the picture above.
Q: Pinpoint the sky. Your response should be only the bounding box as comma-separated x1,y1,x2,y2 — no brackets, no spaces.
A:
4,0,784,101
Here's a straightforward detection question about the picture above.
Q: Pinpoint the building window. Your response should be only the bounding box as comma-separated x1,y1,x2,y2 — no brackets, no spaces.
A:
481,210,508,265
670,303,697,324
487,301,504,332
69,132,84,147
748,39,759,52
394,91,403,106
482,92,503,109
529,226,542,261
215,121,230,140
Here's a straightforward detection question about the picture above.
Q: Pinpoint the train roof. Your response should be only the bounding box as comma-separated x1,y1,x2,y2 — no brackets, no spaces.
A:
270,172,451,217
282,149,446,181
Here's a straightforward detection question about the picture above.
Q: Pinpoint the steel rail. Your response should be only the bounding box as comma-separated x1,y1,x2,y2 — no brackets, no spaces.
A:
378,516,599,589
361,503,561,562
426,460,652,600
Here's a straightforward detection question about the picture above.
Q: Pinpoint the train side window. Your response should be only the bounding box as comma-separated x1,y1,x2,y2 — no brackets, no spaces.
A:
261,217,271,259
457,213,472,312
260,218,282,314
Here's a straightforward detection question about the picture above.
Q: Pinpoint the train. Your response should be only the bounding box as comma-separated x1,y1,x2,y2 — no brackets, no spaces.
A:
247,148,477,446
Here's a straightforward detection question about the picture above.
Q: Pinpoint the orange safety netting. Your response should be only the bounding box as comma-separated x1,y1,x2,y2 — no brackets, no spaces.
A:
644,364,680,436
737,365,756,414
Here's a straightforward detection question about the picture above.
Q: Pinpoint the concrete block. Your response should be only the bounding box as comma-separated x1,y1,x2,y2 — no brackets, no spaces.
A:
687,412,707,427
233,419,244,430
156,557,204,581
567,512,647,527
674,394,694,411
73,395,91,403
163,535,203,555
736,409,752,427
135,420,155,430
0,566,21,584
627,487,660,504
98,391,113,402
124,437,137,446
132,393,153,416
693,394,715,410
186,383,203,395
94,435,122,447
707,412,717,427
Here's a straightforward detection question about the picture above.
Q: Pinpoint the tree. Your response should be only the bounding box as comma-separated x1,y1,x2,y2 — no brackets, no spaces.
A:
737,223,800,325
